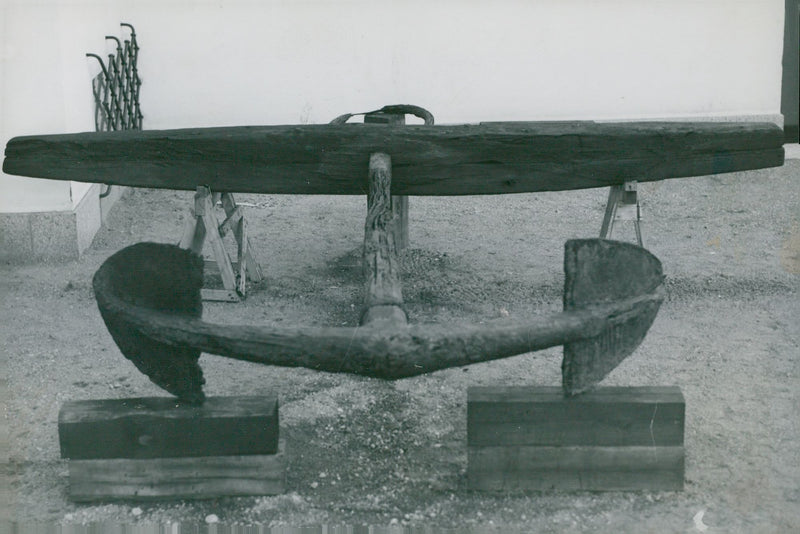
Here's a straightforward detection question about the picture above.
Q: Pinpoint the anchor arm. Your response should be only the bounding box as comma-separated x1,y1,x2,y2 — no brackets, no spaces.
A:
93,239,664,402
97,279,660,379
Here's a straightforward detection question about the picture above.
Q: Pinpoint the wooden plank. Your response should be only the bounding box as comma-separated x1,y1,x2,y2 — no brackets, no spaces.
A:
68,443,285,502
59,396,279,460
217,206,243,237
467,386,685,491
3,122,784,195
467,386,684,447
468,385,685,404
236,216,248,296
470,445,685,472
467,446,684,491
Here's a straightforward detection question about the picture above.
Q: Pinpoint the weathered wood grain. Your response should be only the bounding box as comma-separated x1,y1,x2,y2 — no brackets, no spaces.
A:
363,109,411,250
467,386,685,447
68,444,285,501
3,122,784,195
467,446,684,492
467,386,685,491
59,396,279,459
362,153,407,326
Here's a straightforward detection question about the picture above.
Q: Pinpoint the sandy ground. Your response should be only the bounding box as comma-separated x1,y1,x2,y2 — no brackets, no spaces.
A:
1,156,798,532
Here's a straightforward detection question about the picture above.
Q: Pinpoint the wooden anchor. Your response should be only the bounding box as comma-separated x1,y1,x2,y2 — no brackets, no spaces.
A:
2,119,784,402
7,117,779,495
92,150,665,404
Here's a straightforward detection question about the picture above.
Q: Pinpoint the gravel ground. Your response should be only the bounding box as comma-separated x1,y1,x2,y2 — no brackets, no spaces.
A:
1,155,798,533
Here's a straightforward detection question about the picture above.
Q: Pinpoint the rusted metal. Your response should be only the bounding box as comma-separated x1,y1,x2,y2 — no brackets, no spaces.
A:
88,24,142,132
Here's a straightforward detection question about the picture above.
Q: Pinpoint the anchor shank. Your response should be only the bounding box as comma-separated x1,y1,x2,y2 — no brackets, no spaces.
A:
362,152,407,326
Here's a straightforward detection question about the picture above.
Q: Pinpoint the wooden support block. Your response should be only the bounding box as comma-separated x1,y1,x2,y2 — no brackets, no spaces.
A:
68,442,286,502
467,386,684,492
59,396,279,460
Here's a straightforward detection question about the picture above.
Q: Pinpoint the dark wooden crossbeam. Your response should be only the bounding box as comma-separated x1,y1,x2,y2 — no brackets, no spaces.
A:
3,121,784,196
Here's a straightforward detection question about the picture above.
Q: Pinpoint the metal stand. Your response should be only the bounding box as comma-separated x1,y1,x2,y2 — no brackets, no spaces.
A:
179,186,263,302
600,180,643,246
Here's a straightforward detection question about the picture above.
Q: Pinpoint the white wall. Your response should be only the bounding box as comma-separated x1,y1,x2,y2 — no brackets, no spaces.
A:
122,0,785,128
1,0,119,213
1,0,787,213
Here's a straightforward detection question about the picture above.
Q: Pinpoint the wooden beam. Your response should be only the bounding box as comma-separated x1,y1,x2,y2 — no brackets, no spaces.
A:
3,122,784,195
467,386,685,447
467,386,685,492
68,444,285,501
468,446,684,492
59,396,279,460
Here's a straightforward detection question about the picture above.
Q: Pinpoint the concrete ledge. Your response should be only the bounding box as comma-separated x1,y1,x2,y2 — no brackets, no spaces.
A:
784,143,800,160
0,184,102,263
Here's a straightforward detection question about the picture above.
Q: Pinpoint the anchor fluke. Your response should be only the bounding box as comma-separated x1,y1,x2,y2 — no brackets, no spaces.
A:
562,239,664,396
93,243,207,404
